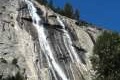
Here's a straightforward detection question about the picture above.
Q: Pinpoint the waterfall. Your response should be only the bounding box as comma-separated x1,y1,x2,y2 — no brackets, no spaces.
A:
25,0,68,80
57,16,80,63
57,16,87,71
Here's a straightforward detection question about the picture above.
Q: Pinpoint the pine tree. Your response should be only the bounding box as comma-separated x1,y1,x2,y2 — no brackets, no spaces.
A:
48,0,54,9
91,31,120,80
63,3,73,18
44,0,48,5
74,9,80,21
36,0,48,5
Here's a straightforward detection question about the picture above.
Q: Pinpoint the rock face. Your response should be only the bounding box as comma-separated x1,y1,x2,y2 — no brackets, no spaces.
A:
0,0,103,80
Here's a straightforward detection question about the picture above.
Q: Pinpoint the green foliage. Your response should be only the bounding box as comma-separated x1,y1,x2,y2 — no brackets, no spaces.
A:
12,58,18,65
54,2,80,20
75,20,93,27
36,0,48,5
1,72,26,80
91,31,120,80
0,58,7,63
36,0,80,21
47,0,54,9
63,3,74,18
73,9,80,21
54,7,63,14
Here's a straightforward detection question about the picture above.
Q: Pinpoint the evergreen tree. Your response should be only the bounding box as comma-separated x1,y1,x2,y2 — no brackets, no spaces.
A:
36,0,80,20
36,0,48,5
54,7,64,15
63,3,74,18
48,0,54,9
74,9,80,21
91,31,120,80
44,0,48,5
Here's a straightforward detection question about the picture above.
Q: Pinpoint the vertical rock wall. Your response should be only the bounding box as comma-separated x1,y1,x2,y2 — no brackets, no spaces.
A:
0,0,103,80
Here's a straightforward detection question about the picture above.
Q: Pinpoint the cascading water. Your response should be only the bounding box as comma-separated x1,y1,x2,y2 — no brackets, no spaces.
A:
25,0,68,80
57,16,87,71
57,16,80,63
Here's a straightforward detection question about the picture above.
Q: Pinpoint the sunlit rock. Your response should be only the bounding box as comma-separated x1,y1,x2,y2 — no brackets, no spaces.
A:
0,0,103,80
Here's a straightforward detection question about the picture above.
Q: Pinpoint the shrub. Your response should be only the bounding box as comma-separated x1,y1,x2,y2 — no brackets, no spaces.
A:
12,58,18,65
0,58,7,63
2,72,26,80
91,31,120,80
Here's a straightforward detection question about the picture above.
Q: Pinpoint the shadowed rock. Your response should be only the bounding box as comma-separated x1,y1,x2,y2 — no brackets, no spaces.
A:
57,53,69,63
48,15,57,18
17,5,27,11
43,23,64,33
21,17,33,22
86,30,96,44
72,44,87,53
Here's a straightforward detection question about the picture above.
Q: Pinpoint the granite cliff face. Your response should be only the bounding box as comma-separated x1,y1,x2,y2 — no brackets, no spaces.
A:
0,0,103,80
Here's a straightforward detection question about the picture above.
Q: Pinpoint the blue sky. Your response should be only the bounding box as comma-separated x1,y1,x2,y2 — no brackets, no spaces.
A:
52,0,120,32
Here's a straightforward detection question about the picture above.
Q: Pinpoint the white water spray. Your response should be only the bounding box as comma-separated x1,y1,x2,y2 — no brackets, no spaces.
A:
57,16,87,71
25,0,68,80
57,16,80,63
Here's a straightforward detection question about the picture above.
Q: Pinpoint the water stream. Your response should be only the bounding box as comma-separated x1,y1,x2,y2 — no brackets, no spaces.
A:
57,16,87,71
25,0,68,80
57,16,80,63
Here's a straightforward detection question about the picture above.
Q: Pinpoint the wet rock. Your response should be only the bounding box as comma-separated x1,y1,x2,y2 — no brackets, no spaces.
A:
0,0,103,80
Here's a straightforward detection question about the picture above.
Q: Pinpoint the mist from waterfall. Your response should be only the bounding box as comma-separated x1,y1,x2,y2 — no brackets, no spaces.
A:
25,0,68,80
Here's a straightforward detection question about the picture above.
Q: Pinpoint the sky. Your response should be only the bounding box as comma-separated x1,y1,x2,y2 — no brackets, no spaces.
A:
52,0,120,32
